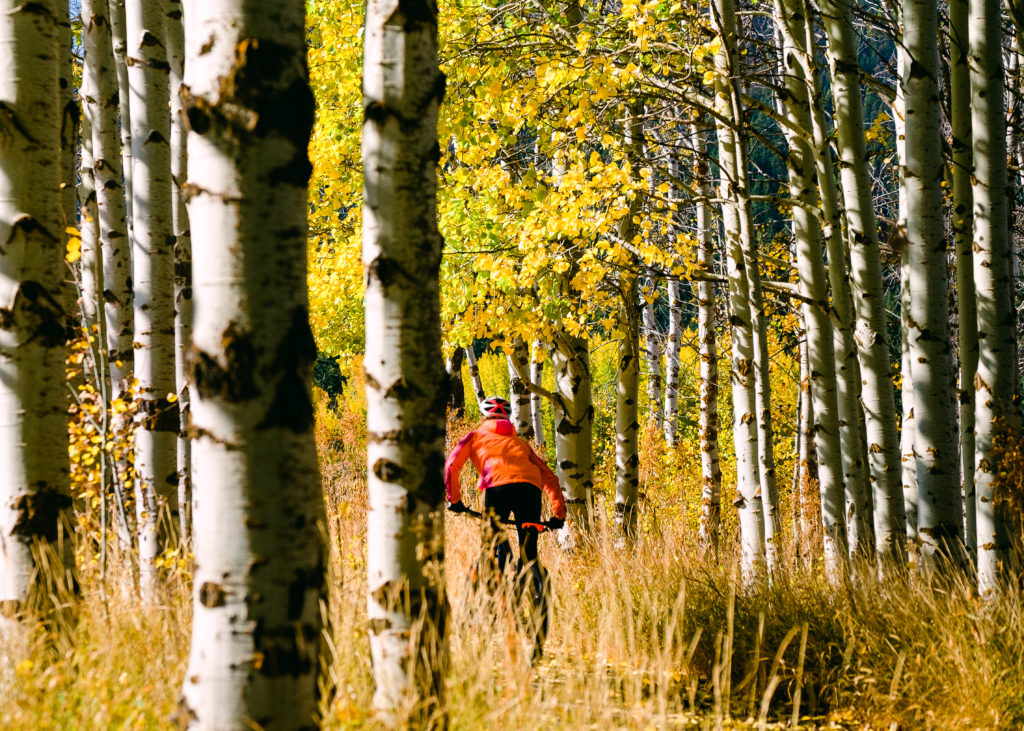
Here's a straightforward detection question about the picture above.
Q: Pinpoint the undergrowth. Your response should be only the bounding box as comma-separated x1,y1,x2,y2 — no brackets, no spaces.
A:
2,370,1022,729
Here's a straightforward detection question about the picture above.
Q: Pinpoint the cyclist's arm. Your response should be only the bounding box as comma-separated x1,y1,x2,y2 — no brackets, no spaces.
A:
444,431,476,504
529,451,567,519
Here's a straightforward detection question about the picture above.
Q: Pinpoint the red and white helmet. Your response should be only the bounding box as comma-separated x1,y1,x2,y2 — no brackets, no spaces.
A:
481,396,511,419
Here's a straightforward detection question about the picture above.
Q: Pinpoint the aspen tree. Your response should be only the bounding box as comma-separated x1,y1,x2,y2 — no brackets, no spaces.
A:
948,0,976,560
465,346,486,406
126,0,178,593
663,278,682,444
0,0,74,607
820,0,907,561
57,1,76,237
614,104,643,540
530,342,545,448
903,0,965,567
694,125,721,555
787,0,872,554
166,0,192,540
969,0,1016,592
506,338,534,439
362,0,449,718
773,0,847,579
177,0,327,726
712,0,765,578
109,0,134,236
552,330,595,533
642,276,663,428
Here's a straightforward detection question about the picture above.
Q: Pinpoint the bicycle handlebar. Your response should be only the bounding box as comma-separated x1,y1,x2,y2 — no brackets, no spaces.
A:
454,506,558,531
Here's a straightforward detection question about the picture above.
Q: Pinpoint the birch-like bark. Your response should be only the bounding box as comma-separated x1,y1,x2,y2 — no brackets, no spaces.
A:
445,348,465,417
786,0,872,555
949,0,977,562
361,0,449,718
663,278,682,443
615,274,640,540
694,128,722,555
552,333,594,533
57,2,76,238
900,253,918,550
820,0,906,561
465,346,485,407
79,84,101,343
773,3,847,579
109,0,134,236
969,0,1015,593
530,341,545,448
642,275,663,428
506,337,534,439
797,330,819,560
177,2,326,724
127,0,179,595
0,0,74,607
712,2,765,578
903,0,965,568
166,0,192,542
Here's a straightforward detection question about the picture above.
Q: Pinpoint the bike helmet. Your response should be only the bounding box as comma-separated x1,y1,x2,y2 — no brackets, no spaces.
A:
481,396,511,419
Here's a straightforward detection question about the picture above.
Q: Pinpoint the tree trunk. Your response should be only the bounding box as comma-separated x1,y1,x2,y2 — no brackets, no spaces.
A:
615,274,641,541
465,345,485,406
0,0,74,608
506,337,534,439
126,0,178,596
820,0,907,562
950,0,977,562
530,341,545,448
969,0,1016,593
445,347,466,417
694,126,722,556
903,0,965,568
109,0,134,237
663,278,682,443
712,0,766,579
788,0,872,556
177,2,327,725
797,329,820,562
642,275,663,428
166,0,191,543
773,2,847,580
552,333,594,533
361,0,449,719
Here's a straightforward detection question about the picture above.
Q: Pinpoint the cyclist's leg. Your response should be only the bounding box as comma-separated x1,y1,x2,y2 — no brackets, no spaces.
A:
482,485,514,573
509,484,543,568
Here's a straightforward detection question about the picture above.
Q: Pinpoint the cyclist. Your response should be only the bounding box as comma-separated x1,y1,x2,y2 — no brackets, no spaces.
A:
445,396,566,578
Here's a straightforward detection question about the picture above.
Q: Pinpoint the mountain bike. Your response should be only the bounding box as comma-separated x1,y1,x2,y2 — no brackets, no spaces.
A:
456,506,555,663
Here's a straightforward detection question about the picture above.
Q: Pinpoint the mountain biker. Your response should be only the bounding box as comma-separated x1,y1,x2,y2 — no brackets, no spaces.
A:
445,396,566,578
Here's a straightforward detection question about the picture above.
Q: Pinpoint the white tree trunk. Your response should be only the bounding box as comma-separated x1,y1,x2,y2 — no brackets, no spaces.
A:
642,275,663,427
712,4,765,578
969,0,1015,593
820,0,907,562
773,1,847,580
903,0,965,568
0,0,74,606
530,341,545,448
950,0,977,561
465,345,485,406
552,334,594,532
615,274,640,540
663,278,682,443
178,1,327,726
127,0,178,596
506,337,534,439
694,127,722,555
166,0,192,543
109,0,134,237
361,0,449,719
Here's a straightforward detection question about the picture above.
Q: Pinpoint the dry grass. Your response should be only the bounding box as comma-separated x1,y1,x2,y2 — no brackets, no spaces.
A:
2,387,1023,729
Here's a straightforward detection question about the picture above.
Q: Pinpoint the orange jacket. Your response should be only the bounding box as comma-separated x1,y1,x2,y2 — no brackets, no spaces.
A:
444,419,567,519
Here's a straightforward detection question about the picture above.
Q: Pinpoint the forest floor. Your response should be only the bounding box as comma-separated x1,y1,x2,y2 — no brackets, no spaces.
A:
2,394,1023,729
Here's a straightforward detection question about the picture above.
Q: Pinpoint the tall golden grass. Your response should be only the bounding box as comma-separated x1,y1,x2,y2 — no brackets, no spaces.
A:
2,368,1023,729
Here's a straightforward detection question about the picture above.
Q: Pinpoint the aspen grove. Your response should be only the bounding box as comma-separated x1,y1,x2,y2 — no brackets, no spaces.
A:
2,0,1024,727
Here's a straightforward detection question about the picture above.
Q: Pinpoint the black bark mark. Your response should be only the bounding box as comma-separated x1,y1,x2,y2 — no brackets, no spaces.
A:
199,581,227,607
10,490,72,541
257,307,316,433
186,321,258,401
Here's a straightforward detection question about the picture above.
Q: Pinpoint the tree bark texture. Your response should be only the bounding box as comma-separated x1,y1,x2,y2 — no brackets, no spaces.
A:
530,341,545,448
0,0,74,607
506,337,534,439
361,0,450,719
178,0,328,726
903,0,965,568
969,0,1016,593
